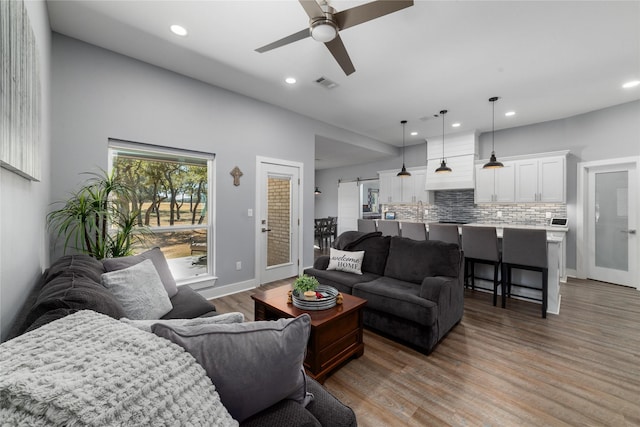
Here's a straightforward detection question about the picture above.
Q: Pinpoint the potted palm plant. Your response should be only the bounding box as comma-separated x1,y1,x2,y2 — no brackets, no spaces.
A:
47,170,149,259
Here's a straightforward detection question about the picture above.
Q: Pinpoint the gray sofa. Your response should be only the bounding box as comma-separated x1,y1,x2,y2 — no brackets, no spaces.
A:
5,253,356,427
304,231,463,353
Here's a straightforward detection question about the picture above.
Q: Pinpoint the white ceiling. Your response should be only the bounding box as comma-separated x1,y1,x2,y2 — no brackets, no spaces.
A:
46,1,640,169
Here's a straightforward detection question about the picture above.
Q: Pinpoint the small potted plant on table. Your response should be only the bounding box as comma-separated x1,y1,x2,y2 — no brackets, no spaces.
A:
293,274,320,300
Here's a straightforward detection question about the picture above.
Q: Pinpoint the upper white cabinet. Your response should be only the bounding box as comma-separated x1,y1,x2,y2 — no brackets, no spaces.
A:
515,156,565,202
476,151,568,204
378,168,430,204
426,131,478,190
475,163,515,203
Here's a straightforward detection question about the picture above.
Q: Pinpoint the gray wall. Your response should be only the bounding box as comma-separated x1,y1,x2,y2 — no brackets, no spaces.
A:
50,34,382,291
316,100,640,271
0,0,51,341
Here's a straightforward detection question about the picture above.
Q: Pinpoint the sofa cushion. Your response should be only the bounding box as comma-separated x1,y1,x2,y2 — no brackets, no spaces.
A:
43,254,105,285
384,237,461,284
103,247,178,298
23,274,126,332
162,285,218,319
101,259,173,320
303,268,380,295
152,314,312,423
353,277,438,327
327,248,365,275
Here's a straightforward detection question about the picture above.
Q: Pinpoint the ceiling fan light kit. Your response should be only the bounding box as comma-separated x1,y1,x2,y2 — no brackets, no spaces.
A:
255,0,414,76
483,96,505,169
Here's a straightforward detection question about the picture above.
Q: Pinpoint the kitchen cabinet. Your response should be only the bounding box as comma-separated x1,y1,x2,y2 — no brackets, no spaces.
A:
378,168,430,204
515,156,565,202
475,163,515,203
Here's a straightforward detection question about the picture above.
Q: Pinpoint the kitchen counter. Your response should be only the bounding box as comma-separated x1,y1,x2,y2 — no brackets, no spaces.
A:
423,221,566,316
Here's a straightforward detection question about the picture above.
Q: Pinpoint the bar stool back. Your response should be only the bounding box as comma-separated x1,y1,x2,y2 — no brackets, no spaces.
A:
377,220,400,236
400,222,427,240
428,223,460,246
461,226,502,306
502,228,548,318
357,219,377,233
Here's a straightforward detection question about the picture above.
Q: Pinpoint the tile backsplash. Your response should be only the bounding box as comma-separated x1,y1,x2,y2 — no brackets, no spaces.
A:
382,189,567,226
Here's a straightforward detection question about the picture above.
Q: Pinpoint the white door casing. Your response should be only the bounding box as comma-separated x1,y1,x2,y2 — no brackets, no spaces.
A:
255,157,302,284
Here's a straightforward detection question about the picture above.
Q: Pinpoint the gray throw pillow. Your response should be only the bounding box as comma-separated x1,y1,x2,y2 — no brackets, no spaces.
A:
121,312,245,333
101,259,173,320
152,314,313,423
102,247,178,298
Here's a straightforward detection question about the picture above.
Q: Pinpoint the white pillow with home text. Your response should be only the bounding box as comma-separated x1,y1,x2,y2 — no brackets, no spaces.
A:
327,248,365,275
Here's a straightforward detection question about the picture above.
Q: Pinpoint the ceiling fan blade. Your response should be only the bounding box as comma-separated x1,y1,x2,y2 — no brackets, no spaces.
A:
298,0,325,19
334,0,414,30
255,28,310,53
325,34,355,76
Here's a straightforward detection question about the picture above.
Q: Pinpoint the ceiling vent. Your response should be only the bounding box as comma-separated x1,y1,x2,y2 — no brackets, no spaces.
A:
315,76,338,89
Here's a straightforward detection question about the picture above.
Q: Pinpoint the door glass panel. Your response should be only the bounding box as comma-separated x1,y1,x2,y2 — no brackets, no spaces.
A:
595,171,628,271
267,176,291,267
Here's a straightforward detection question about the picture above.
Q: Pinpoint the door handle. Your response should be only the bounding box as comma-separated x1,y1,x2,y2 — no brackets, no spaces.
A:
621,229,636,234
262,228,272,233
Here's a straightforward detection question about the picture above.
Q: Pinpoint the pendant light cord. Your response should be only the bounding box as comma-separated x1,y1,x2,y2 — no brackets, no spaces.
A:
402,120,406,164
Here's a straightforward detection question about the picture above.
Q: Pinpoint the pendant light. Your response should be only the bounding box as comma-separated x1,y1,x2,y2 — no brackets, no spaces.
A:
397,120,411,177
435,110,452,173
483,96,504,169
314,187,322,195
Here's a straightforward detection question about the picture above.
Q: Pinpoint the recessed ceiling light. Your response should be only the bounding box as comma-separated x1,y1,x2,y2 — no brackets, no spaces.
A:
451,123,461,128
285,77,297,85
505,111,516,117
170,24,188,37
622,80,640,89
410,131,418,136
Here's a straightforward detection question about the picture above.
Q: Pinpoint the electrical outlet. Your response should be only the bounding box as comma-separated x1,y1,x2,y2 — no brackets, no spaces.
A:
546,212,552,219
424,209,428,217
248,209,253,217
497,211,503,218
236,261,242,270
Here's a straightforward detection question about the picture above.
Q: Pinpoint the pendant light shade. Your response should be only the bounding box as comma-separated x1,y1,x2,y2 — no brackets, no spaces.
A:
397,120,411,177
314,187,322,195
435,110,452,174
483,97,504,169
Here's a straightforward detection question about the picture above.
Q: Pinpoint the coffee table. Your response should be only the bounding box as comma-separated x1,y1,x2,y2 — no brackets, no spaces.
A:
252,284,367,384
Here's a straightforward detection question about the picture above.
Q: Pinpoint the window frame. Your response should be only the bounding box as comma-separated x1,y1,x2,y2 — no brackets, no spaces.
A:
108,138,216,287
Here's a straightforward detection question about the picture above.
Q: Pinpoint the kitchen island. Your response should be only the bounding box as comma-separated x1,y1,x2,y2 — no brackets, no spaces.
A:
425,222,568,315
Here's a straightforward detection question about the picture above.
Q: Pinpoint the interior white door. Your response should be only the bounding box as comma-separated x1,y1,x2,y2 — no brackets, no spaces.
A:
258,161,300,284
587,163,637,287
337,181,360,235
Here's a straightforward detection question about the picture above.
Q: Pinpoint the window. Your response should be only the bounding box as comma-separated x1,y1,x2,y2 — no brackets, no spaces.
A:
109,139,215,283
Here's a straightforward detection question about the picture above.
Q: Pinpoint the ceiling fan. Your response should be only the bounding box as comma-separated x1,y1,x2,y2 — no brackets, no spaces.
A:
255,0,414,76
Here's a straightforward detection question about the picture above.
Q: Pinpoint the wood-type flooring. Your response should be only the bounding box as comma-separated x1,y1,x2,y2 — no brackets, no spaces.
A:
212,277,640,426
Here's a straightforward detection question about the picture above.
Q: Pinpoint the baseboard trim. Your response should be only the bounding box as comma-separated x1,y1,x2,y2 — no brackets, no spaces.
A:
200,279,259,300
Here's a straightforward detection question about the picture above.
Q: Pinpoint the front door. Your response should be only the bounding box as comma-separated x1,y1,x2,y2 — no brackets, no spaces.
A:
257,159,301,284
587,163,638,287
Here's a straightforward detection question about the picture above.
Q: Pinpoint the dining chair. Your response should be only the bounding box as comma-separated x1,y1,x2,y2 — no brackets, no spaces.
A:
357,219,377,233
377,220,399,236
461,226,502,306
428,223,460,246
400,222,427,240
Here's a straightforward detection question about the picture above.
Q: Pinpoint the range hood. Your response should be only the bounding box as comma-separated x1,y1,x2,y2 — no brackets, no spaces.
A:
425,131,477,190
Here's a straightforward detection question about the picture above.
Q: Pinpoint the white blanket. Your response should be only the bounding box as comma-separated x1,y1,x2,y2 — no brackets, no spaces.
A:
0,310,238,426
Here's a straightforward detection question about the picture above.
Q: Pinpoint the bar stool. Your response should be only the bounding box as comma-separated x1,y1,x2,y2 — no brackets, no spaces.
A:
428,223,460,246
357,219,377,233
461,226,502,307
502,228,548,318
400,222,427,240
377,220,400,236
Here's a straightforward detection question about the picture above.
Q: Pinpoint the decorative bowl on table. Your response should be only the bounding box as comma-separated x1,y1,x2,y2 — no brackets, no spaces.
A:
292,285,339,310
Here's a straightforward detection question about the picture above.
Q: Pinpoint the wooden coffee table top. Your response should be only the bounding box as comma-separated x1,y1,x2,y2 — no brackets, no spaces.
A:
251,284,367,326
